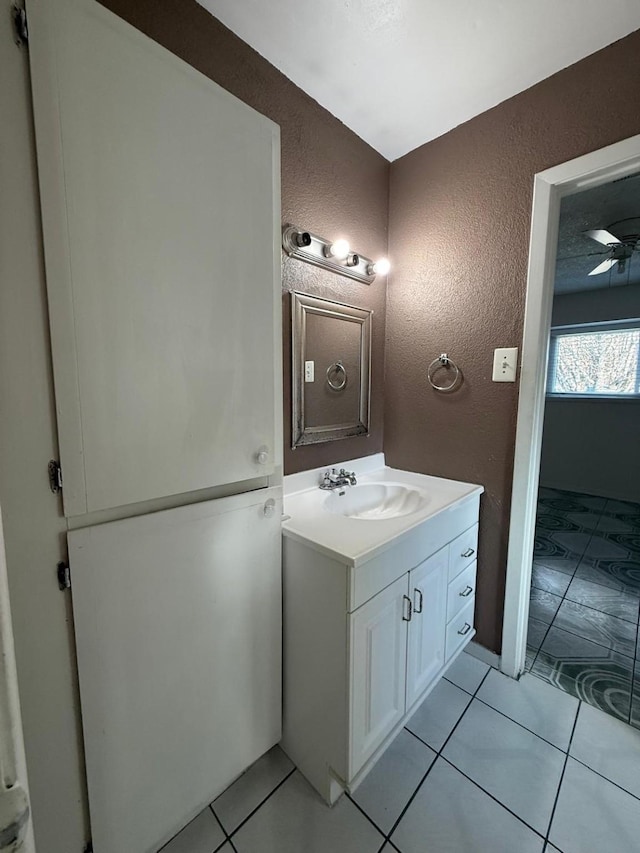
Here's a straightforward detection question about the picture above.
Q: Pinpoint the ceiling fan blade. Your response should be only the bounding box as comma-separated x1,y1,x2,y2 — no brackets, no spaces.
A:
588,257,618,276
584,228,622,246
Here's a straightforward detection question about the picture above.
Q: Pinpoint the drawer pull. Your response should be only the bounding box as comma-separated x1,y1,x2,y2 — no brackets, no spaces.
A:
413,587,423,614
402,595,413,622
461,547,475,559
457,622,472,636
459,585,474,598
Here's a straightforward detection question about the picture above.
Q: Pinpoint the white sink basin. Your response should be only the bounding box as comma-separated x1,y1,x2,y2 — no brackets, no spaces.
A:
323,482,430,520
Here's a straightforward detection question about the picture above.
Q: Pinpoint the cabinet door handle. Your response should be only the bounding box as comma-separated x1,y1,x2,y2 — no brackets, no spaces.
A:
459,585,473,598
402,595,413,622
413,587,423,614
457,622,472,636
461,547,475,559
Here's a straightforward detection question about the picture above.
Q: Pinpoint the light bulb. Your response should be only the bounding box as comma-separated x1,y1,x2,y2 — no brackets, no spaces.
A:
324,239,350,260
372,258,390,276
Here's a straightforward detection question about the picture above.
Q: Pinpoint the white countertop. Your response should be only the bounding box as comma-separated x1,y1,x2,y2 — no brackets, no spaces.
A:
282,456,483,567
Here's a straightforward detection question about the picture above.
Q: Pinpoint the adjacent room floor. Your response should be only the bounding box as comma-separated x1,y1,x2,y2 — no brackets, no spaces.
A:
527,487,640,726
161,651,640,853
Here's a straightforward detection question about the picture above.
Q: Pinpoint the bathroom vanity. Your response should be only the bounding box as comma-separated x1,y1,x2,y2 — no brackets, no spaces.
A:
281,455,483,804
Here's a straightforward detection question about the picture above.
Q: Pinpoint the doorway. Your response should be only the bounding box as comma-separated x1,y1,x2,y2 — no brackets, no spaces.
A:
523,175,640,724
501,134,640,697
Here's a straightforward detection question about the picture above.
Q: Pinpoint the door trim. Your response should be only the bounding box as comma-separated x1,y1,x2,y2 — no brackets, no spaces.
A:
501,133,640,678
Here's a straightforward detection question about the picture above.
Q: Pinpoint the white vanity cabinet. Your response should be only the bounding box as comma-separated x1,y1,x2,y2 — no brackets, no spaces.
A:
282,481,481,805
405,548,448,708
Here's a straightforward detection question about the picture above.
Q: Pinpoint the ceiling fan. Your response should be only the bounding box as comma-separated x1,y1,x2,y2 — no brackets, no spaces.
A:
584,217,640,276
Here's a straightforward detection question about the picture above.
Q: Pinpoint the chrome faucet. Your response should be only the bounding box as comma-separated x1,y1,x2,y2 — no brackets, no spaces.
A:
319,468,357,490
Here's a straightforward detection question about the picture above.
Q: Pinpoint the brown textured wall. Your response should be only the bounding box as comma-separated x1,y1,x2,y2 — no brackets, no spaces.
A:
98,0,389,474
386,29,640,653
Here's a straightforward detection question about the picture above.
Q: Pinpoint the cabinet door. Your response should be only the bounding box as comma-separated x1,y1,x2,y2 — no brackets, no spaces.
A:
406,548,447,709
350,575,408,776
28,0,280,515
68,488,282,853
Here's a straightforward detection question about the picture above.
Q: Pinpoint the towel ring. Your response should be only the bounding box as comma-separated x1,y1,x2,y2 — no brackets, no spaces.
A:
326,360,347,391
427,353,460,392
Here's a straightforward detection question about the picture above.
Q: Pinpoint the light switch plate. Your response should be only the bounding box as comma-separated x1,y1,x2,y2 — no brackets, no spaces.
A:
492,347,518,382
304,360,315,382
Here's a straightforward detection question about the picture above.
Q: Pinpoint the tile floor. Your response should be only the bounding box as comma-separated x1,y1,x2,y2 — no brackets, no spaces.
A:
160,651,640,853
526,487,640,727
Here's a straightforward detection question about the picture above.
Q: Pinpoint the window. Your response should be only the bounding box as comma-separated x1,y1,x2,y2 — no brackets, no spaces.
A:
547,320,640,397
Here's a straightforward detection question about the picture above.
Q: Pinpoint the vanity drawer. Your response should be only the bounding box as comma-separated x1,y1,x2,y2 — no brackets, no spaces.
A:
349,496,480,612
445,598,475,661
448,524,478,582
447,560,477,623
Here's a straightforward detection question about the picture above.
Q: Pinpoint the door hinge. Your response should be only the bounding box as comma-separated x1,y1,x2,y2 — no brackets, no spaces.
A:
48,459,63,494
12,5,28,46
57,561,71,591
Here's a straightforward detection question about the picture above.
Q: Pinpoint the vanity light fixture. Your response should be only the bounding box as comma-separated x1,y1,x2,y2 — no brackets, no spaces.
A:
367,258,390,276
324,238,350,260
282,224,390,285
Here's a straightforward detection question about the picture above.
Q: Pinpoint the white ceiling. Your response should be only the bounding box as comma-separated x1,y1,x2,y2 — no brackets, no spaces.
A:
197,0,640,161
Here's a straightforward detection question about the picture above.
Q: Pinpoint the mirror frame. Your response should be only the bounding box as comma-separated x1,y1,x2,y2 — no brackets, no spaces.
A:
291,292,372,448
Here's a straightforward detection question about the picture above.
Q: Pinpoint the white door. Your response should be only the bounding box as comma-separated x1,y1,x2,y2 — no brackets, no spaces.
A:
0,510,34,853
68,488,282,853
406,549,447,709
27,0,281,516
350,576,408,776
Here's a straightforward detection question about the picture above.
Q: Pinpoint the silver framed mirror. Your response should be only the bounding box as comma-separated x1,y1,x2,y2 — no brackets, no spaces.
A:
291,292,372,448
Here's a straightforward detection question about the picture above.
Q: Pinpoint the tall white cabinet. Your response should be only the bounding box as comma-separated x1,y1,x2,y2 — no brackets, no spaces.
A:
26,0,282,851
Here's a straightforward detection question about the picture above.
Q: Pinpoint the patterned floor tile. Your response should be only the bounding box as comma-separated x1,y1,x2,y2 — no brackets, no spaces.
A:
547,530,594,556
552,599,637,658
596,514,640,534
565,576,640,623
632,663,640,730
606,531,640,556
529,590,563,625
533,556,580,577
564,511,605,532
531,564,572,597
535,515,580,535
574,560,640,595
538,492,606,513
583,533,639,562
533,530,589,563
527,616,549,651
601,498,640,520
531,627,633,722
